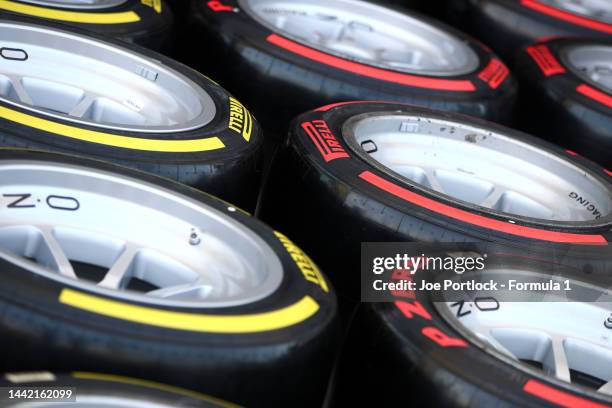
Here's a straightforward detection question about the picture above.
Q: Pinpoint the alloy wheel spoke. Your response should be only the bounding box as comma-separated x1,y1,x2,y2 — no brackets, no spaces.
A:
547,338,572,383
39,227,76,279
68,93,97,118
598,379,612,395
484,331,520,361
98,246,138,289
479,187,505,209
424,169,445,194
8,76,33,105
148,282,213,299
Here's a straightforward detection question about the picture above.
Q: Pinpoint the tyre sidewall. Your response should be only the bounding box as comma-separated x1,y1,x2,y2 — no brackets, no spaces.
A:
190,0,516,123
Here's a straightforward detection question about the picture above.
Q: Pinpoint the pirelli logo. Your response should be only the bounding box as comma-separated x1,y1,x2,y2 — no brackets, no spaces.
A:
275,231,329,293
301,120,349,162
141,0,162,13
526,45,566,76
228,97,253,142
478,58,509,89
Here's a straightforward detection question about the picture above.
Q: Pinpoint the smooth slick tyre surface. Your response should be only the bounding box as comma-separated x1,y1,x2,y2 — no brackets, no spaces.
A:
0,149,337,408
1,371,238,407
0,0,173,51
447,0,612,64
0,16,262,211
259,102,612,296
189,0,517,132
515,38,612,168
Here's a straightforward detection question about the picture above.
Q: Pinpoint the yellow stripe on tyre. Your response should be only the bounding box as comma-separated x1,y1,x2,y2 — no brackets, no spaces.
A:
0,0,140,24
59,289,319,333
0,105,225,153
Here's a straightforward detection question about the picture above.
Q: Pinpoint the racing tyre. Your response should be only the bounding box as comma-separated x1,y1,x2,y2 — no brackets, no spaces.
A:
515,38,612,168
0,0,173,51
1,371,237,407
189,0,517,133
0,17,262,211
259,101,612,296
336,252,612,407
0,149,337,408
447,0,612,64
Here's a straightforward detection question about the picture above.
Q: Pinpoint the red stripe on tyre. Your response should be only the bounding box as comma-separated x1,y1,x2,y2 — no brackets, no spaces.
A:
266,34,477,92
359,170,607,244
521,0,612,34
523,379,609,408
576,84,612,108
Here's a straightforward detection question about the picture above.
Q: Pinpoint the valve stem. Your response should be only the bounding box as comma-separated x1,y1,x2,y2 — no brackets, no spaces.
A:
189,228,202,245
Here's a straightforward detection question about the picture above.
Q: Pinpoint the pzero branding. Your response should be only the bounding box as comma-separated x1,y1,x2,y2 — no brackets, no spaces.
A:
228,97,253,142
394,299,468,348
2,193,80,211
275,231,329,292
301,120,349,162
569,191,602,218
140,0,161,13
0,47,28,61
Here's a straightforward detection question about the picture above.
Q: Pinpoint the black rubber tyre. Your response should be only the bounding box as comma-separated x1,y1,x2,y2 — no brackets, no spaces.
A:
0,0,173,51
447,0,612,65
515,38,612,168
188,0,517,133
1,371,237,407
0,15,263,211
0,149,338,408
378,0,437,14
334,252,612,407
259,102,612,297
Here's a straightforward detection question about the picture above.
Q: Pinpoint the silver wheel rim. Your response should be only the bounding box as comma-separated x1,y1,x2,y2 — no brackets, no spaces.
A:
0,159,283,308
343,112,612,223
0,21,215,133
435,271,612,397
565,44,612,94
12,0,128,10
238,0,479,76
539,0,612,24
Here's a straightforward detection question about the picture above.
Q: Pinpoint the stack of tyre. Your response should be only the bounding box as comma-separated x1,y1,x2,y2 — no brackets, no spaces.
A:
0,2,336,407
0,0,610,407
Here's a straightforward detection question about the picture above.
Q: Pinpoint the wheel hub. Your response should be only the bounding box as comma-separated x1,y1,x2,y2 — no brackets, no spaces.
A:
238,0,479,76
0,160,283,308
436,270,612,397
540,0,612,24
343,112,612,223
0,21,215,133
565,45,612,94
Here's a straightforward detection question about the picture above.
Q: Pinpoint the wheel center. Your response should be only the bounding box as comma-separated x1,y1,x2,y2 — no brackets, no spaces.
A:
238,0,480,76
343,113,612,223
